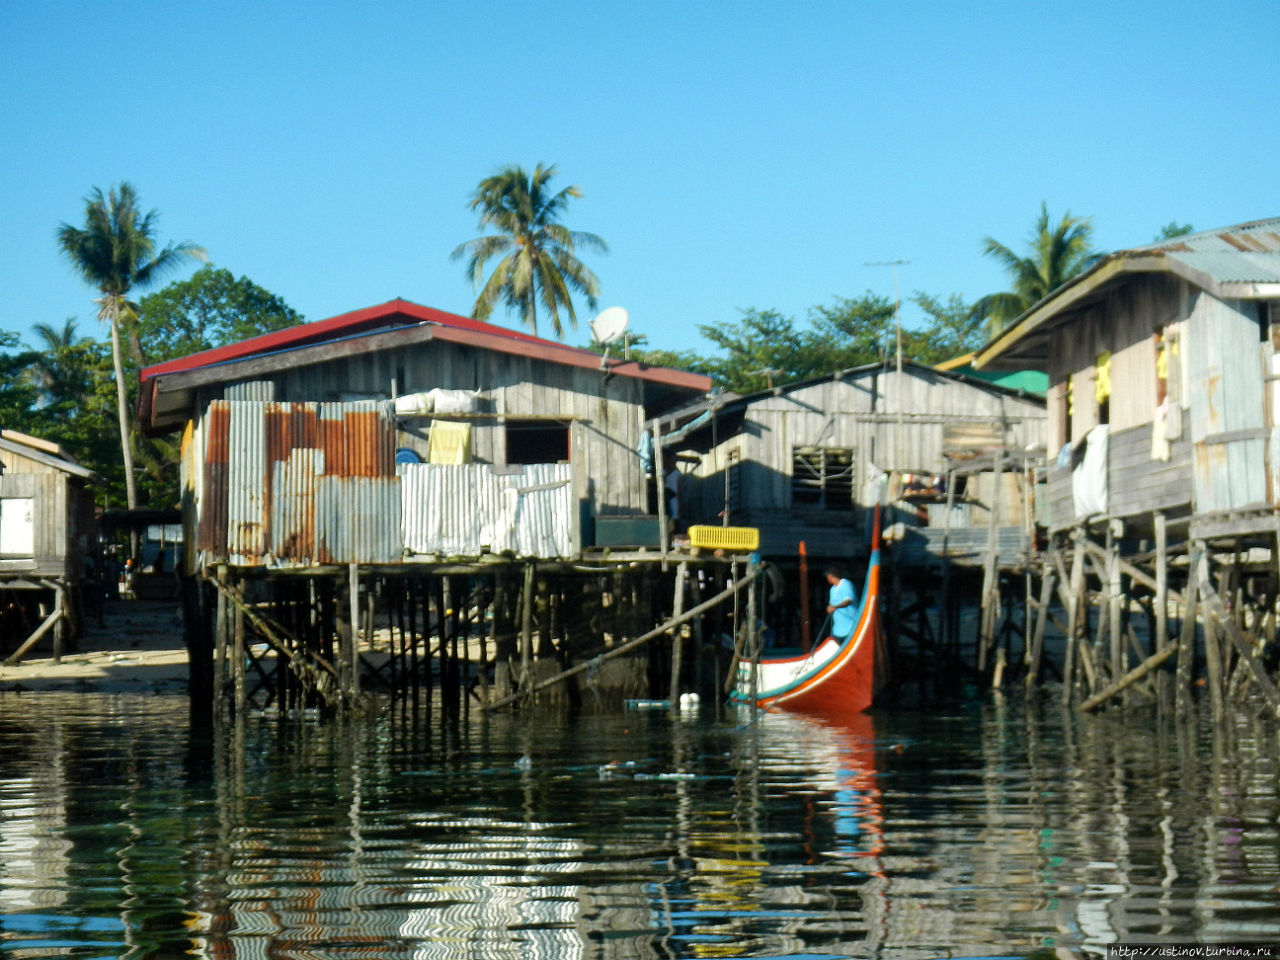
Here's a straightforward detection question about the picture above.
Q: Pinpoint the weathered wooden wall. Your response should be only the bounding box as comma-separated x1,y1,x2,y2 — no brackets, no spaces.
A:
0,471,81,579
679,368,1045,555
198,338,654,518
1046,425,1194,532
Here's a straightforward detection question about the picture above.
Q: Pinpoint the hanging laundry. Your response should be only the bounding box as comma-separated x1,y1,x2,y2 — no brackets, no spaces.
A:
428,421,472,464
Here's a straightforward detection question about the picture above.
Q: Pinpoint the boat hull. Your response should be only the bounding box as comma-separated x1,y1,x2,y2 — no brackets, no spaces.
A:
732,551,880,719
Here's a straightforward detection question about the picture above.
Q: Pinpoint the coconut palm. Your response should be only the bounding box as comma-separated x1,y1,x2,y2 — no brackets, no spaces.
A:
57,182,205,510
27,318,86,406
452,163,606,340
972,203,1101,334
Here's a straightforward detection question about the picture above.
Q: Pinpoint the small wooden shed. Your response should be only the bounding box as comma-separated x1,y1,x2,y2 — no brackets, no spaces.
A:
660,363,1047,562
974,217,1280,541
0,429,101,662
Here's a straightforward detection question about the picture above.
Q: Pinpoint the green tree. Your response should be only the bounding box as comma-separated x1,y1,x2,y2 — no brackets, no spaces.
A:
1154,221,1194,241
0,330,43,433
808,292,898,369
56,182,205,511
971,203,1100,334
905,292,985,363
452,163,607,340
696,309,811,393
26,318,87,406
135,264,303,364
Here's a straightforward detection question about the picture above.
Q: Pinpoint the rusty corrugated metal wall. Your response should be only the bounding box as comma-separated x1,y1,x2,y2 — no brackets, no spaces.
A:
194,400,571,566
198,400,400,566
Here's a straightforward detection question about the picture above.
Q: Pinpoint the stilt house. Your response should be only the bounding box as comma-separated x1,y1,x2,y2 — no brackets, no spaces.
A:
658,363,1047,564
137,299,712,569
0,429,101,662
973,217,1280,541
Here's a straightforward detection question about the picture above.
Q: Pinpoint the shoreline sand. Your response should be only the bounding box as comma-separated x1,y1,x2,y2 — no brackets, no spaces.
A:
0,599,190,694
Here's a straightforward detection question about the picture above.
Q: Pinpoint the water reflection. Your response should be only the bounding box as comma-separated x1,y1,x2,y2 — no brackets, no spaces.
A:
0,693,1277,958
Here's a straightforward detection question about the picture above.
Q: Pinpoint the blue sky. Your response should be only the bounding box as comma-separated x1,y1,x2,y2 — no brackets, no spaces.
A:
2,0,1277,358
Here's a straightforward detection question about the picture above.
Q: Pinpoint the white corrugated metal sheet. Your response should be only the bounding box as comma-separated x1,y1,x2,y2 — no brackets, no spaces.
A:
400,463,573,559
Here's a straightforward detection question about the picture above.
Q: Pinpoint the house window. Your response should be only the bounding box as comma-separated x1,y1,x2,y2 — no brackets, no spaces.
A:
505,421,569,465
792,446,855,510
0,498,35,556
1095,351,1111,425
725,447,742,520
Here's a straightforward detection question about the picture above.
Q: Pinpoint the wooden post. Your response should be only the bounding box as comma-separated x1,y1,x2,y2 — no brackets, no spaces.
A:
1107,521,1123,686
1195,547,1225,724
1154,512,1170,704
488,565,761,711
978,454,1003,676
652,418,669,560
521,561,534,685
348,563,361,701
1024,568,1056,696
233,575,246,716
799,541,811,653
1175,547,1199,719
668,561,689,706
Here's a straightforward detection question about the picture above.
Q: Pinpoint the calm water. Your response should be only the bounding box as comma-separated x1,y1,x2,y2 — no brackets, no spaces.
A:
0,693,1278,959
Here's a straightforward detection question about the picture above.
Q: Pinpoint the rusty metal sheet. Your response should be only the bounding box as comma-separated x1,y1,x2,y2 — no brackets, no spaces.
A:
193,399,401,566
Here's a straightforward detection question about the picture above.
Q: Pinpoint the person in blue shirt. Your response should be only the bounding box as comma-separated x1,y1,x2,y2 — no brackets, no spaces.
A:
824,565,858,641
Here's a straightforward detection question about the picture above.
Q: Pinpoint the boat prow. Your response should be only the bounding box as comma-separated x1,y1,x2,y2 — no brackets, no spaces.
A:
731,511,882,718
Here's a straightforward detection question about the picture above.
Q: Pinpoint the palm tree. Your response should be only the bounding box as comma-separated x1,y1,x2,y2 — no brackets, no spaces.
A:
972,203,1101,334
452,163,607,339
28,318,85,406
57,182,205,510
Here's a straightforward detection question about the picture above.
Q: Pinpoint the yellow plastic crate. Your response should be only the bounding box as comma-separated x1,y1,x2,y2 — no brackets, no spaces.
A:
687,525,759,552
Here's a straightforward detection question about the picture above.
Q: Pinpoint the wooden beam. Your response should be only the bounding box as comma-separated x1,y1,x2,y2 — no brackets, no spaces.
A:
486,565,761,711
1078,641,1178,712
2,605,63,665
1198,574,1280,717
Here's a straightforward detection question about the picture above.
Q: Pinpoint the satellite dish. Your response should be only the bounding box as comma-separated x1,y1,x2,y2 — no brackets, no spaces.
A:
590,307,629,346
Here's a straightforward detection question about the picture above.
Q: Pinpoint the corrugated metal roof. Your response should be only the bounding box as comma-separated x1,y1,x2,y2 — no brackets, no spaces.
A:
1163,250,1280,286
1131,217,1280,255
140,298,710,392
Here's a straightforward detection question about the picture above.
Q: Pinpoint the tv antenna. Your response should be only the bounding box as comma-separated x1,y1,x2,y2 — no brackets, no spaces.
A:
591,306,630,369
866,259,910,466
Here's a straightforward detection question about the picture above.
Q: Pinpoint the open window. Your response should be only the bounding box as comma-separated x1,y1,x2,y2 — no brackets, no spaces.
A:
505,420,570,465
792,446,855,511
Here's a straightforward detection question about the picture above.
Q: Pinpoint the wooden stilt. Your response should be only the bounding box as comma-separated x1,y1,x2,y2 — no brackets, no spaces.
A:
233,576,246,716
487,565,762,711
1195,547,1225,724
1154,513,1170,704
1024,568,1056,696
521,562,534,685
668,560,689,706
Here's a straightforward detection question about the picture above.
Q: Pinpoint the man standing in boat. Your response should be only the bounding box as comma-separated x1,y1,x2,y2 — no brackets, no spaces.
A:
824,566,858,641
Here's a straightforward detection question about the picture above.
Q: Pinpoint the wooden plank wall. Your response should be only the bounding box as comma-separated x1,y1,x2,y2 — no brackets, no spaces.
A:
269,340,653,515
1187,292,1268,512
682,369,1046,526
0,472,70,577
1047,275,1184,442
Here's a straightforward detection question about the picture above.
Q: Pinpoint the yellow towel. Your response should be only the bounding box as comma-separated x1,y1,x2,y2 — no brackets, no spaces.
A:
428,421,472,464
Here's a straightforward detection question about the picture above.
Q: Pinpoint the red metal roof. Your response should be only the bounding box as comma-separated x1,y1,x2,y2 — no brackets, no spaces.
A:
140,298,597,381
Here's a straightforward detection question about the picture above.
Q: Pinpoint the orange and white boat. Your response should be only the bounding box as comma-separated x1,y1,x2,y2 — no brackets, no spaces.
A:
732,510,882,718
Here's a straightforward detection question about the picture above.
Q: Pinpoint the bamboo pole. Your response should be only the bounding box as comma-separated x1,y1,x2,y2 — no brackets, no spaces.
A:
486,565,761,711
